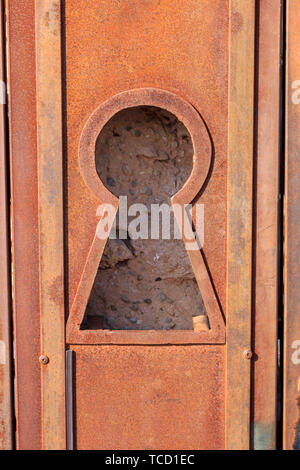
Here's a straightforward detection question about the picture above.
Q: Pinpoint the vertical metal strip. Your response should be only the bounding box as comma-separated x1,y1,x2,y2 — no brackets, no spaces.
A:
0,0,13,450
6,0,41,449
35,0,65,449
252,0,281,450
284,0,300,450
66,350,74,450
226,0,255,450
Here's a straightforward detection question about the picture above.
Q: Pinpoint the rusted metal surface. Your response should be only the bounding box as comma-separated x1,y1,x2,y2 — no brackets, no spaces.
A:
66,350,74,450
252,0,281,450
226,0,255,450
284,0,300,450
64,0,229,335
6,0,41,449
35,0,65,450
5,0,281,450
66,88,225,345
73,345,225,450
64,0,230,449
0,0,13,450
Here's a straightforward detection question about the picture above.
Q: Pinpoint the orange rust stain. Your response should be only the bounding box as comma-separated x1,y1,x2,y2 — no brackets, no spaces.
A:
231,11,244,34
48,275,64,305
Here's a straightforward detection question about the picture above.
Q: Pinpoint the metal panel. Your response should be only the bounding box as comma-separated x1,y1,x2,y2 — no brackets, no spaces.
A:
35,0,65,450
252,0,281,450
6,0,42,450
73,345,225,450
64,0,259,450
64,0,230,451
226,0,255,450
64,0,229,337
7,0,66,449
284,0,300,450
0,0,13,450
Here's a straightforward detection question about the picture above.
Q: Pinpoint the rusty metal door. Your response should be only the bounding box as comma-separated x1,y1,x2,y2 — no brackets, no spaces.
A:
63,0,252,450
5,0,282,450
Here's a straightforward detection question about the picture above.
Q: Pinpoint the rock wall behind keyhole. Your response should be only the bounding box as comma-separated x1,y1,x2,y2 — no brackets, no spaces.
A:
83,106,206,330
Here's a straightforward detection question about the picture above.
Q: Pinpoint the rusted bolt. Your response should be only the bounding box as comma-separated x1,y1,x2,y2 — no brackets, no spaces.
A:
39,354,49,365
243,349,253,360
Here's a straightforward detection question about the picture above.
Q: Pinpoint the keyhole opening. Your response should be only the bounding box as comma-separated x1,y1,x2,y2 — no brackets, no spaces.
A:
81,106,207,330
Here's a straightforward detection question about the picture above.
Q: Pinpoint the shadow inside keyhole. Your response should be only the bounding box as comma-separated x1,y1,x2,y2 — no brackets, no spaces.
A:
81,106,208,331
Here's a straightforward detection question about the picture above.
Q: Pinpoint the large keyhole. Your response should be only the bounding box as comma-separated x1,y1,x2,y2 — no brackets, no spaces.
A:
82,106,207,330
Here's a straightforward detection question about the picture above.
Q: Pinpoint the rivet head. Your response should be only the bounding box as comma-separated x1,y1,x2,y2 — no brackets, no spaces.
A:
39,355,49,365
243,349,253,360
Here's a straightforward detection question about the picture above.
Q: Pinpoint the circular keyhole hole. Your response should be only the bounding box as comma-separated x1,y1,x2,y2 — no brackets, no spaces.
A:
95,106,194,203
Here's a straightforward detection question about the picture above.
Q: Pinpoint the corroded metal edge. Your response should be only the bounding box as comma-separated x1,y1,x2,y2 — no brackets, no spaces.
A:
226,0,255,450
35,0,65,450
0,0,13,450
284,0,300,451
252,0,281,450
